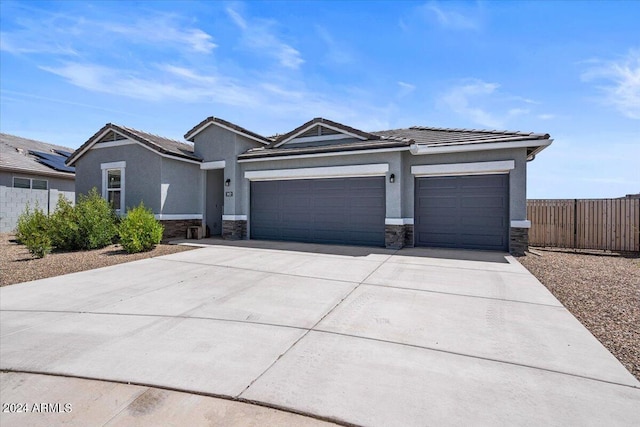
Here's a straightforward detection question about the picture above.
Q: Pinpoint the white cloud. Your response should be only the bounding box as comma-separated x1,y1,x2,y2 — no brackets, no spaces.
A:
581,49,640,119
424,1,480,30
0,30,78,56
538,114,556,120
38,61,390,126
0,11,216,56
106,20,217,53
440,79,552,129
441,80,505,128
397,81,416,97
315,25,353,65
40,62,259,105
226,7,304,69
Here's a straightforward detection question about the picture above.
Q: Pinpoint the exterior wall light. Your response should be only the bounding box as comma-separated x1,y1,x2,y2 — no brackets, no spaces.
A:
225,179,231,187
389,174,395,183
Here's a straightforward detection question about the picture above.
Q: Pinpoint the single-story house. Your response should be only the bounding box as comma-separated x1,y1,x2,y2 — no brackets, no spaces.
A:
1,133,75,232
66,117,552,254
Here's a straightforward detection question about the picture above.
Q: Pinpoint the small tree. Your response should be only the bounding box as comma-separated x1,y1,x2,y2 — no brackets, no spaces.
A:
75,188,118,249
15,205,52,258
49,195,80,250
118,202,164,253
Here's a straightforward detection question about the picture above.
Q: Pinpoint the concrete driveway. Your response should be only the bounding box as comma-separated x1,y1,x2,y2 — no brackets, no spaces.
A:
1,240,639,426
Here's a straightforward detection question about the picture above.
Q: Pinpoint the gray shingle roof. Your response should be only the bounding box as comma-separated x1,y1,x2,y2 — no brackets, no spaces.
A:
372,126,550,146
67,123,200,165
239,121,550,160
0,133,75,178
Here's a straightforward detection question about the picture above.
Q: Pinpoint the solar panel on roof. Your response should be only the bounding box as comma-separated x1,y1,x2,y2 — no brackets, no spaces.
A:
36,158,75,173
53,149,72,158
29,150,75,173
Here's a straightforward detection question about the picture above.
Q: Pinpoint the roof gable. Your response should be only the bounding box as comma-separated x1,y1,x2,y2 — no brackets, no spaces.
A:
271,118,381,148
184,116,272,145
67,124,201,166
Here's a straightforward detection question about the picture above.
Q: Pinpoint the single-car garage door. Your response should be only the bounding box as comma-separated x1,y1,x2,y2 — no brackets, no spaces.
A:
251,177,385,246
415,174,509,251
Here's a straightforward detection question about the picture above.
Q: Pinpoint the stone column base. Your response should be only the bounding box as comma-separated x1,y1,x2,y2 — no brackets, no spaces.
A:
222,220,247,240
509,227,529,256
385,224,414,249
159,219,203,241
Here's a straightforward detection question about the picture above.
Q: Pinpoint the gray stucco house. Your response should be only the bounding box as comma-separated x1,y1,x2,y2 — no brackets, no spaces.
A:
1,133,75,232
66,117,552,254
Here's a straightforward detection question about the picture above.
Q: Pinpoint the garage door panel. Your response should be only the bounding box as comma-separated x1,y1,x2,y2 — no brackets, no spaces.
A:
460,197,506,209
251,177,384,247
350,198,385,209
415,174,508,251
417,177,457,189
461,215,506,228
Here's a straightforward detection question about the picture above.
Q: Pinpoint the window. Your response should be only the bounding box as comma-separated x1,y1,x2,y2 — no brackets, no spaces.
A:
106,169,122,210
32,179,48,190
13,177,48,190
101,161,126,213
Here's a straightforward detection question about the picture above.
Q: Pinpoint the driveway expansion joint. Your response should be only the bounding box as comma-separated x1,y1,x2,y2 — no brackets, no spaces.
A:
362,282,565,308
308,329,640,390
237,250,399,399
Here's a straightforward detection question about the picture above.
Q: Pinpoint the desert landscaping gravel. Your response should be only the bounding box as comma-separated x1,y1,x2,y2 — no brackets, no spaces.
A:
2,232,638,382
0,233,195,287
518,248,640,381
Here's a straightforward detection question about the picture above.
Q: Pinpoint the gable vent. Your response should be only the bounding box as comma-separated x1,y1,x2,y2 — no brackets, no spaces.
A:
299,125,341,138
98,130,127,144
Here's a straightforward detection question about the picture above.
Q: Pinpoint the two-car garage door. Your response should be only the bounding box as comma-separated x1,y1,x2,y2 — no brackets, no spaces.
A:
250,177,385,247
249,173,508,251
414,174,509,251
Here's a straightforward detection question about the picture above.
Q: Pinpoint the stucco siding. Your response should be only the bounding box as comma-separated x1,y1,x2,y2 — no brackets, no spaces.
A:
192,125,264,216
159,156,201,215
74,144,162,212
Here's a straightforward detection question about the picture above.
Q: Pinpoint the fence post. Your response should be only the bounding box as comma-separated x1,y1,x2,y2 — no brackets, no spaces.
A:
573,199,578,250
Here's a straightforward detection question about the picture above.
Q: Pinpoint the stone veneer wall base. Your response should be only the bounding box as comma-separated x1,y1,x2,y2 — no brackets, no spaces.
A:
509,227,529,256
159,219,202,241
385,224,414,249
222,220,247,240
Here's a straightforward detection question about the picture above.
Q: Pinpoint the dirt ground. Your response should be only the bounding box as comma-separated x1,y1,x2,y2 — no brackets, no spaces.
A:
0,233,195,287
518,248,640,381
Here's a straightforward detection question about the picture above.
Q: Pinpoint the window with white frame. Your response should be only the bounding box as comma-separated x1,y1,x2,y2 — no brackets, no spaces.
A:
13,177,48,190
101,161,125,213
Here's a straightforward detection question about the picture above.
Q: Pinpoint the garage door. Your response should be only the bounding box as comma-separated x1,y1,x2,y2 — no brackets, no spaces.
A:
251,177,385,246
414,174,509,251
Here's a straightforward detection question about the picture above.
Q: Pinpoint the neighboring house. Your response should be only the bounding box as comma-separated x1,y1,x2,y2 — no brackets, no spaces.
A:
66,117,552,254
0,133,75,233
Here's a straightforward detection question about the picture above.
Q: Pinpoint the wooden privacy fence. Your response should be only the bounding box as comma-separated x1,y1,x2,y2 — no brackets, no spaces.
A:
527,198,640,252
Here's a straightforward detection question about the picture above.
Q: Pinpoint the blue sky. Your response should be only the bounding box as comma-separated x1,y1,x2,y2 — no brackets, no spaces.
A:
1,0,638,198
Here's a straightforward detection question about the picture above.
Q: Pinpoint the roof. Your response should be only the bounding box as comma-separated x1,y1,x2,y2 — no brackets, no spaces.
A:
184,116,272,144
67,123,201,166
270,117,382,146
238,120,551,160
0,133,76,178
372,126,550,145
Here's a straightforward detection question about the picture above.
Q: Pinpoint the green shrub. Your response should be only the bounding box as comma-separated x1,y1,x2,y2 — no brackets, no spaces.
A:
49,195,80,250
15,205,52,258
118,202,164,254
76,188,118,250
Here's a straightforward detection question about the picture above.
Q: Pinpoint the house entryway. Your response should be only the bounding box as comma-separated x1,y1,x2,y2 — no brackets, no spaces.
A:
205,169,224,237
